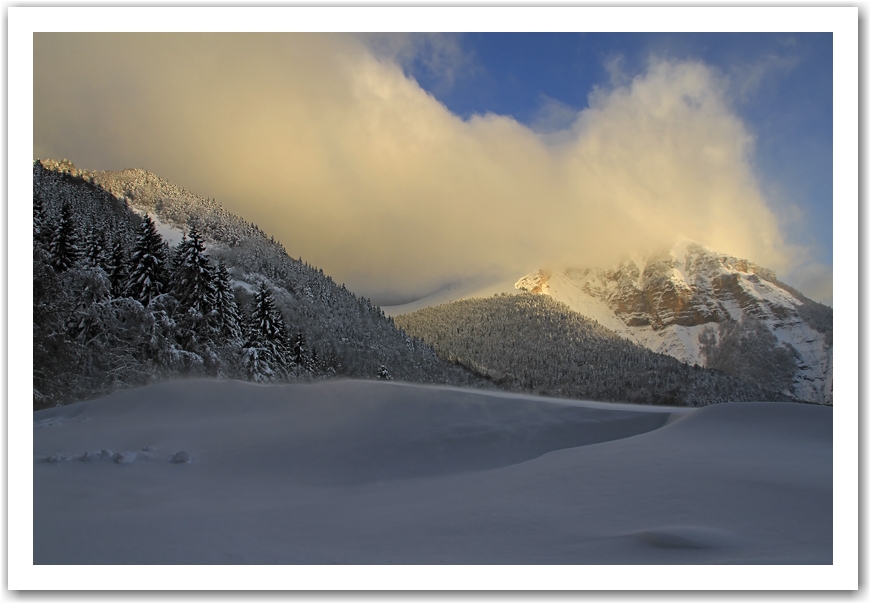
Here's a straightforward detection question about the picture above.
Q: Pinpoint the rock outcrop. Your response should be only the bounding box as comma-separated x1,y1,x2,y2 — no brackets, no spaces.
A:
516,240,832,404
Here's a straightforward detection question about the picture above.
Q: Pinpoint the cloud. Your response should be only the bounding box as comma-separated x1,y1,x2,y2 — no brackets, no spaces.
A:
729,52,800,104
531,95,579,136
34,33,804,304
602,53,631,87
360,33,476,94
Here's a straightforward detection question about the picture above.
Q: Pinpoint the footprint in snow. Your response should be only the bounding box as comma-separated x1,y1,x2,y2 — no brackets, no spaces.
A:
170,451,191,464
112,451,137,464
45,453,72,463
41,448,192,466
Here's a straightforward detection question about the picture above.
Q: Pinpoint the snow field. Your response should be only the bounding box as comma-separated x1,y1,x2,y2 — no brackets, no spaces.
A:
33,379,831,565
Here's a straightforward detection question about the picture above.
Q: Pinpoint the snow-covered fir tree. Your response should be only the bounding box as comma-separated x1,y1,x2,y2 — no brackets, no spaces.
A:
82,228,106,269
33,192,50,249
292,330,314,374
105,239,130,298
173,227,216,317
212,261,244,346
49,202,81,272
241,284,290,382
170,233,187,276
126,215,169,307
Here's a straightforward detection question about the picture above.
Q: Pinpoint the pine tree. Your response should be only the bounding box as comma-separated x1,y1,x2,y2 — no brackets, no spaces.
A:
126,215,169,307
106,239,130,298
241,284,289,382
212,261,243,345
171,233,187,276
173,227,215,317
238,346,271,383
252,284,288,344
49,203,81,272
82,228,106,269
33,192,51,249
292,330,309,371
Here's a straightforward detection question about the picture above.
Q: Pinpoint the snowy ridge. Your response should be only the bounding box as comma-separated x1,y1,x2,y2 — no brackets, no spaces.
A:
516,240,832,404
382,276,518,317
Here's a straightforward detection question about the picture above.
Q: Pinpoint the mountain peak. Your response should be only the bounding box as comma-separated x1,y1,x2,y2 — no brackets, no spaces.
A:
667,236,702,263
514,242,831,404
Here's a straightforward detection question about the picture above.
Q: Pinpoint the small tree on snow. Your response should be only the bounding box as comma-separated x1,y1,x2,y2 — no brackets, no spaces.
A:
292,330,315,374
240,345,276,383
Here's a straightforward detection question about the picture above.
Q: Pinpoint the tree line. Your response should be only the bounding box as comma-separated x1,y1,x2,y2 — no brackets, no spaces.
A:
396,293,794,407
34,200,330,408
33,159,490,408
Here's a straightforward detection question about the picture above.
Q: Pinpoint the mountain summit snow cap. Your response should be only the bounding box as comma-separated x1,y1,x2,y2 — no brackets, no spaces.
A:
515,240,831,405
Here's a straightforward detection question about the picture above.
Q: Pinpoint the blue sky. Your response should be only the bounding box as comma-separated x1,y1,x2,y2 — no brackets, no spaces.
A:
407,33,833,295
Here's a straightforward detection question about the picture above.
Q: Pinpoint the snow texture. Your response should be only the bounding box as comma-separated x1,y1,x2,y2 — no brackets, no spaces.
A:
129,207,185,247
33,379,831,565
382,276,518,317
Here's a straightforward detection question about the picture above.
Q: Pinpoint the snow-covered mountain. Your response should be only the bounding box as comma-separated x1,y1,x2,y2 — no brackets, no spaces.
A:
32,159,490,407
515,240,832,405
395,293,794,407
34,159,831,407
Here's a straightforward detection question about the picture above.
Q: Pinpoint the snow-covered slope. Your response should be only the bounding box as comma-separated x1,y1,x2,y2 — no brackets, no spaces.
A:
33,159,491,407
382,276,518,317
33,379,831,566
516,241,832,405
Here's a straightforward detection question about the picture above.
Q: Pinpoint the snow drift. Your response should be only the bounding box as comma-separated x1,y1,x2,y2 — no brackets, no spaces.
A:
33,379,831,564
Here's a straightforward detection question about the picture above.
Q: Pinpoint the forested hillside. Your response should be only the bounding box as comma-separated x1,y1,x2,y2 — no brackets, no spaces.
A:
33,160,489,408
32,159,804,410
396,294,793,406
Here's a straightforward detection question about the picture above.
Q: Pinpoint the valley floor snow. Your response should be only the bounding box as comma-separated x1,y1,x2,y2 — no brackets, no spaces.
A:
33,379,831,565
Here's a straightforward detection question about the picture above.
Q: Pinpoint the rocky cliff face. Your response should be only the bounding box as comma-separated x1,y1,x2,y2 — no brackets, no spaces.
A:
516,240,832,404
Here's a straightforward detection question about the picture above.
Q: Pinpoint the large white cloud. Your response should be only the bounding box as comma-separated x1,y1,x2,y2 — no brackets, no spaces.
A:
34,33,810,303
